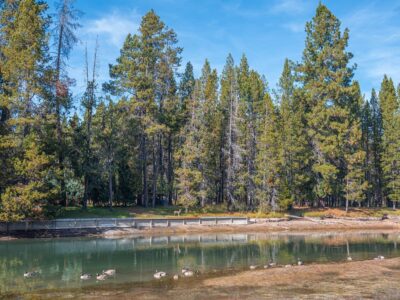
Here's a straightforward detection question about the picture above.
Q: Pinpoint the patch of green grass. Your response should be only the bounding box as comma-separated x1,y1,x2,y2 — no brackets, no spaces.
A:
55,205,400,220
303,210,329,218
58,207,132,219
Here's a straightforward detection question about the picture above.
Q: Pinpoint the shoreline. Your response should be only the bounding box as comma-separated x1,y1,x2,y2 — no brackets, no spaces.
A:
1,217,400,239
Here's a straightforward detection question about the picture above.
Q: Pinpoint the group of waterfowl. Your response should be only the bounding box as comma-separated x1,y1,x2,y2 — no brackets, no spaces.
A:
23,271,40,278
347,255,385,261
80,269,116,281
249,259,303,270
22,255,388,281
154,267,198,280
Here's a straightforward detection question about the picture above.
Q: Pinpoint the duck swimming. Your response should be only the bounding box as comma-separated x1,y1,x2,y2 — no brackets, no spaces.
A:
153,271,167,279
96,273,107,281
102,269,116,276
80,273,92,280
183,270,194,277
24,271,39,278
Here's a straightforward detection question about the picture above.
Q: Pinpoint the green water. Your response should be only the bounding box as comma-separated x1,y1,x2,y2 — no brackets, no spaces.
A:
0,232,399,295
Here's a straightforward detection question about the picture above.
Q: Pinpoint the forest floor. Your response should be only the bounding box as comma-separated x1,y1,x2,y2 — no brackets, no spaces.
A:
58,205,400,219
17,257,400,299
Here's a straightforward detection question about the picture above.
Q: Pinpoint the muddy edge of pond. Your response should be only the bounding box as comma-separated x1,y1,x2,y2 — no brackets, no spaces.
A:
1,218,400,239
9,257,400,299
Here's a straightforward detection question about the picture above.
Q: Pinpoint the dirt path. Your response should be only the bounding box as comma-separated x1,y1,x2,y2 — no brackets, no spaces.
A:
101,218,400,237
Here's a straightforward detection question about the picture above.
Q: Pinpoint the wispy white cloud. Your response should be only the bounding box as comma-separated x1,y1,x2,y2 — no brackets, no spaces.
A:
283,22,304,33
342,3,400,87
271,0,309,15
85,10,140,47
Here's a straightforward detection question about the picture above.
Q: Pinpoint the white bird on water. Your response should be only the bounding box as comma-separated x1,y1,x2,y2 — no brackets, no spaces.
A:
80,273,92,280
24,271,39,278
154,271,167,279
96,273,107,281
102,269,116,276
183,270,194,277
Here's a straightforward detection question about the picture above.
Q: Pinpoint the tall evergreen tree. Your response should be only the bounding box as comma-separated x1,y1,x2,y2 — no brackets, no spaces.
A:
176,80,204,209
299,3,366,208
0,0,58,220
198,60,220,206
108,10,181,207
179,61,195,122
370,89,384,206
255,92,281,211
220,54,242,208
237,55,265,208
81,43,98,208
277,59,312,206
380,75,400,209
51,0,81,205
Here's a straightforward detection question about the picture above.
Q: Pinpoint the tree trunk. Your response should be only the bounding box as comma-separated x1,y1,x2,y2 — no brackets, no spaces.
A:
83,175,89,209
152,136,158,208
141,134,148,207
55,23,66,206
108,160,113,210
167,133,173,205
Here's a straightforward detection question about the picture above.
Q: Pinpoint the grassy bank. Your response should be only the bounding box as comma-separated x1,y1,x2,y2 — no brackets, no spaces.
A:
56,206,400,220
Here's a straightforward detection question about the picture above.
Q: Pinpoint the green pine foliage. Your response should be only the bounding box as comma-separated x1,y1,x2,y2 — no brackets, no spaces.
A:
1,2,400,220
380,76,400,208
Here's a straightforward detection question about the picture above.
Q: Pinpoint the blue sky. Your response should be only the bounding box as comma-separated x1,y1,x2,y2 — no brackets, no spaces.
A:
52,0,400,103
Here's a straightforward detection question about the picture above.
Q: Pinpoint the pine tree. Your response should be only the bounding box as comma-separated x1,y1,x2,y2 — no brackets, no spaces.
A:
0,0,58,221
198,60,220,206
237,55,265,208
255,92,282,211
344,83,368,210
370,89,384,206
93,100,117,209
51,0,81,205
220,54,242,208
299,3,363,208
277,59,313,206
361,99,373,205
380,76,400,209
81,43,98,208
108,10,181,207
176,81,204,209
179,61,195,123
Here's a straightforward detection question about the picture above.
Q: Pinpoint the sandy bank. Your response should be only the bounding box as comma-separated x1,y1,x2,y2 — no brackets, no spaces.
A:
101,217,400,237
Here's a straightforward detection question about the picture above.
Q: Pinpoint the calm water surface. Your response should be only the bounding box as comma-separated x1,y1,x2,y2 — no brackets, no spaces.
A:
1,232,400,295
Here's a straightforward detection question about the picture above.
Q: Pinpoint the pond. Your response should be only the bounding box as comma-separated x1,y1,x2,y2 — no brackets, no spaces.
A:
1,231,400,296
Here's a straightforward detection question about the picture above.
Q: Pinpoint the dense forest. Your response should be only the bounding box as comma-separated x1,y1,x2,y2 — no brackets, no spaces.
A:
1,0,400,221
